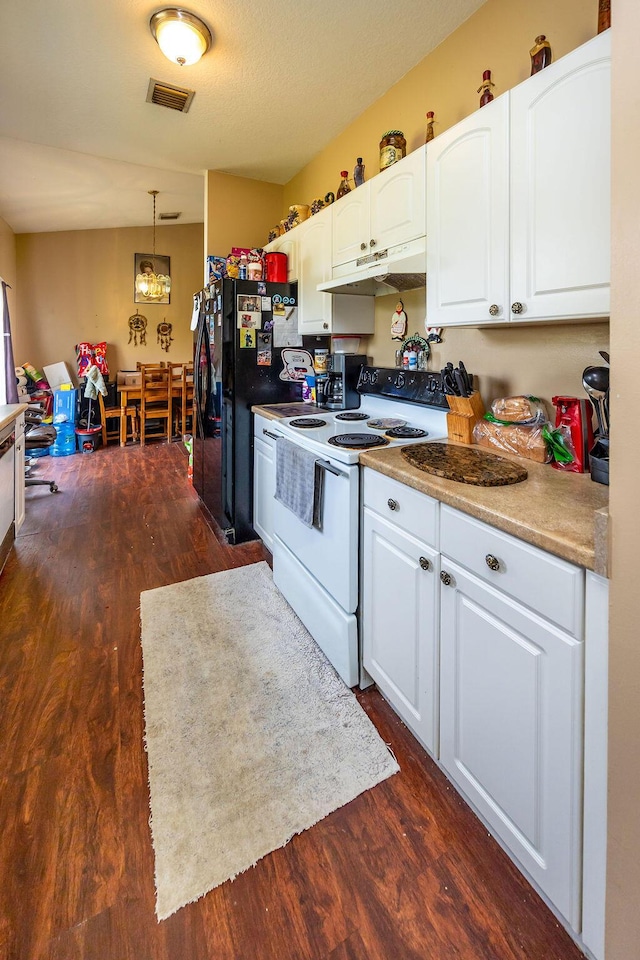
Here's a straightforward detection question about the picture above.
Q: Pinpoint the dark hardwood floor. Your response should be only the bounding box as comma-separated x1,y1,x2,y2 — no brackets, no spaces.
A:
0,442,585,960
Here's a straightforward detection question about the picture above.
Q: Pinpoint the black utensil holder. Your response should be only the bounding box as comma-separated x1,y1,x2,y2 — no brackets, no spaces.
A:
589,437,609,486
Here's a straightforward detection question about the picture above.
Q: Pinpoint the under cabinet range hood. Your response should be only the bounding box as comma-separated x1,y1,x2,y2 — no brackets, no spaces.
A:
317,237,426,296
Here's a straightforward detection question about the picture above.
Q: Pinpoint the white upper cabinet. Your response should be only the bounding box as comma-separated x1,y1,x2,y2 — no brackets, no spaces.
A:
427,30,611,327
509,31,611,322
332,147,426,273
297,207,374,335
426,94,509,326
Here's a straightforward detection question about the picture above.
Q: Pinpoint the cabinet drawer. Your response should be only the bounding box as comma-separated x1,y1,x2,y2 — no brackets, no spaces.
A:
440,505,584,638
363,468,439,547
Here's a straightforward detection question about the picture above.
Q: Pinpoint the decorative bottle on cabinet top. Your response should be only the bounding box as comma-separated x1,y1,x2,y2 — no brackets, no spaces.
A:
425,111,435,144
477,70,495,108
336,171,351,199
598,0,611,32
353,158,365,187
379,130,406,171
530,35,552,75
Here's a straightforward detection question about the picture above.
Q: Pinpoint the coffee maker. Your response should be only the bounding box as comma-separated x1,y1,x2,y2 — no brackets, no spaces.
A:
316,354,368,410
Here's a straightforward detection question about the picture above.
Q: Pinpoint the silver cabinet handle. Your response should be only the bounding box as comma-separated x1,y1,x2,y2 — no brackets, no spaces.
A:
485,554,500,571
511,302,524,315
263,428,282,441
440,571,452,586
387,498,399,511
419,556,431,571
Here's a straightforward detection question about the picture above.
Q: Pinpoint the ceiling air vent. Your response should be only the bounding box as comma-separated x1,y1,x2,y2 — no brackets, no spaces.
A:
158,212,181,220
146,78,195,113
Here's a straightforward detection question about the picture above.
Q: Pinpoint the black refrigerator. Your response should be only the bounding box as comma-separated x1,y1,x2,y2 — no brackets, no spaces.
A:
193,278,328,544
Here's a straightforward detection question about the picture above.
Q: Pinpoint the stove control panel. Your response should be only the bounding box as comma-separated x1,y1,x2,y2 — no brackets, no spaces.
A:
357,366,450,409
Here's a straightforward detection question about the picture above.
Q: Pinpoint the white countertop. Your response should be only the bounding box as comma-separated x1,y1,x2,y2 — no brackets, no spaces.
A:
0,404,28,433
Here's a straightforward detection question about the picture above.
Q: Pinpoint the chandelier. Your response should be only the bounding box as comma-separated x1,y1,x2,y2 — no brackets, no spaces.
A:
135,190,171,302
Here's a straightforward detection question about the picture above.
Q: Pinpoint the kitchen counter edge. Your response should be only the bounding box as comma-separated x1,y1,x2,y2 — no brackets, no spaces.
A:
0,404,29,433
251,404,609,575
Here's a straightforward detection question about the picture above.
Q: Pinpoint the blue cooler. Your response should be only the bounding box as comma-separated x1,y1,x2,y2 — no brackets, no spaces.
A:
48,422,77,457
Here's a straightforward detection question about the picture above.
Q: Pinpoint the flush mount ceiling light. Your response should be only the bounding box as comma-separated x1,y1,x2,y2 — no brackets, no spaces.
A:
150,8,212,66
135,191,172,302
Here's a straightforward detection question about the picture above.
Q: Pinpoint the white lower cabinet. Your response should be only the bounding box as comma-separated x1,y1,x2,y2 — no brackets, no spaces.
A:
360,473,593,938
439,556,583,930
14,413,25,534
362,508,440,756
252,414,284,552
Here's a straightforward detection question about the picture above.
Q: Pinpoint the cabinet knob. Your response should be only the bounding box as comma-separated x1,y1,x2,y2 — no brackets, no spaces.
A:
419,556,431,571
369,239,376,248
387,498,399,511
440,571,452,586
322,322,329,330
511,301,524,315
489,304,500,317
485,554,501,571
360,242,367,251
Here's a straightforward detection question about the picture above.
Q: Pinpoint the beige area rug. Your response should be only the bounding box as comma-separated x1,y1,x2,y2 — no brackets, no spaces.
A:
140,561,399,920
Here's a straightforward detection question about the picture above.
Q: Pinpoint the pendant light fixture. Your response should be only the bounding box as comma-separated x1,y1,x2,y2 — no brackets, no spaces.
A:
150,8,212,66
135,191,172,302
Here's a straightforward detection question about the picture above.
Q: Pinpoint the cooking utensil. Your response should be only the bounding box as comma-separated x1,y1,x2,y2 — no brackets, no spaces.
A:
582,365,609,438
454,368,468,397
599,350,610,365
442,369,457,395
458,361,472,394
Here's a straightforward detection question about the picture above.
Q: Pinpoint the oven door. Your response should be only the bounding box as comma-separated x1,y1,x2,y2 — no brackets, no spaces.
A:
273,454,359,613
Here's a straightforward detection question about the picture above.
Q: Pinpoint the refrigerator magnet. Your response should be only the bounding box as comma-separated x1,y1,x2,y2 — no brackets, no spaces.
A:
257,282,267,296
241,328,257,348
261,296,271,311
257,331,272,366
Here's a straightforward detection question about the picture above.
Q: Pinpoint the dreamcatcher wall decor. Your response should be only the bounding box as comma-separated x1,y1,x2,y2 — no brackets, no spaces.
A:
128,310,148,346
157,320,174,352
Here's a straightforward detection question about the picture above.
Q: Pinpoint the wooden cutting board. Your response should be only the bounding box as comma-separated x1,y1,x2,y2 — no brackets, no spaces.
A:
401,443,528,486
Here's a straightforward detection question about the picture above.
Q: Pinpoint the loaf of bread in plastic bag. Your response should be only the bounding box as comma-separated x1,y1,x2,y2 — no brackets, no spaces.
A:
491,395,547,424
473,418,551,463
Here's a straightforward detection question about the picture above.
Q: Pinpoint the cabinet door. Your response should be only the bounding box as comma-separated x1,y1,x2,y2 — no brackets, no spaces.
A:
332,184,370,268
253,434,276,552
510,31,611,321
439,559,583,930
370,146,426,252
426,94,509,327
14,435,25,534
362,508,440,756
297,211,333,335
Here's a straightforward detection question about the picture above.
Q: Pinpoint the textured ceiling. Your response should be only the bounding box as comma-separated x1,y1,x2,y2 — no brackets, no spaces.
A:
0,0,486,233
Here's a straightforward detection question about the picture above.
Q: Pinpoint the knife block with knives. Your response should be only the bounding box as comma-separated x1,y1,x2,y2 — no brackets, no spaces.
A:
446,391,486,443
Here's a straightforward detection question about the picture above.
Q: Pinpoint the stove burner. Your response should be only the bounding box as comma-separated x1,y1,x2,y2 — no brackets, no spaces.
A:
367,417,407,430
289,417,327,428
335,411,369,421
327,433,390,450
385,426,428,439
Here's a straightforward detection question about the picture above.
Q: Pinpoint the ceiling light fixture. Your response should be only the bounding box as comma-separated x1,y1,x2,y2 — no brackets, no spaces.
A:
150,8,212,66
135,191,172,302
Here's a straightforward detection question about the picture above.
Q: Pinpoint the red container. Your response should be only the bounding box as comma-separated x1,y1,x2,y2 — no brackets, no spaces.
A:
552,396,594,473
265,252,287,283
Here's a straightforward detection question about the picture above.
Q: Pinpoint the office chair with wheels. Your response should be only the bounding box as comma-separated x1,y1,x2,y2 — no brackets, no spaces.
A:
24,408,59,493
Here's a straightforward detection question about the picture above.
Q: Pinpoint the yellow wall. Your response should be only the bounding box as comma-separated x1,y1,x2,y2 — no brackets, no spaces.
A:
607,1,640,956
276,0,607,412
14,222,203,377
0,217,18,341
206,171,283,268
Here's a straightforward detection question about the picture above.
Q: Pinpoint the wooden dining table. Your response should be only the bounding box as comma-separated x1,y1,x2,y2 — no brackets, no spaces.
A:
117,375,194,447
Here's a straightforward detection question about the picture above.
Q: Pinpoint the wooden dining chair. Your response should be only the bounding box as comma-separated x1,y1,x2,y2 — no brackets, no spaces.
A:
168,362,194,439
139,364,172,445
98,392,139,446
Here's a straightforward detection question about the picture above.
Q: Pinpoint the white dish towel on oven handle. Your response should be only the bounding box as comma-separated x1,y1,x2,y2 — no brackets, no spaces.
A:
274,437,324,529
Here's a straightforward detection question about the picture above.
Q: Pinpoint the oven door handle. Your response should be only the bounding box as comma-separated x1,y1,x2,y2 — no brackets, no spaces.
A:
263,428,283,441
315,458,348,478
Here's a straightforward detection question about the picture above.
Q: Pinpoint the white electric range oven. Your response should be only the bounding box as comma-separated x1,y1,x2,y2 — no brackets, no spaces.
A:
271,366,450,688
